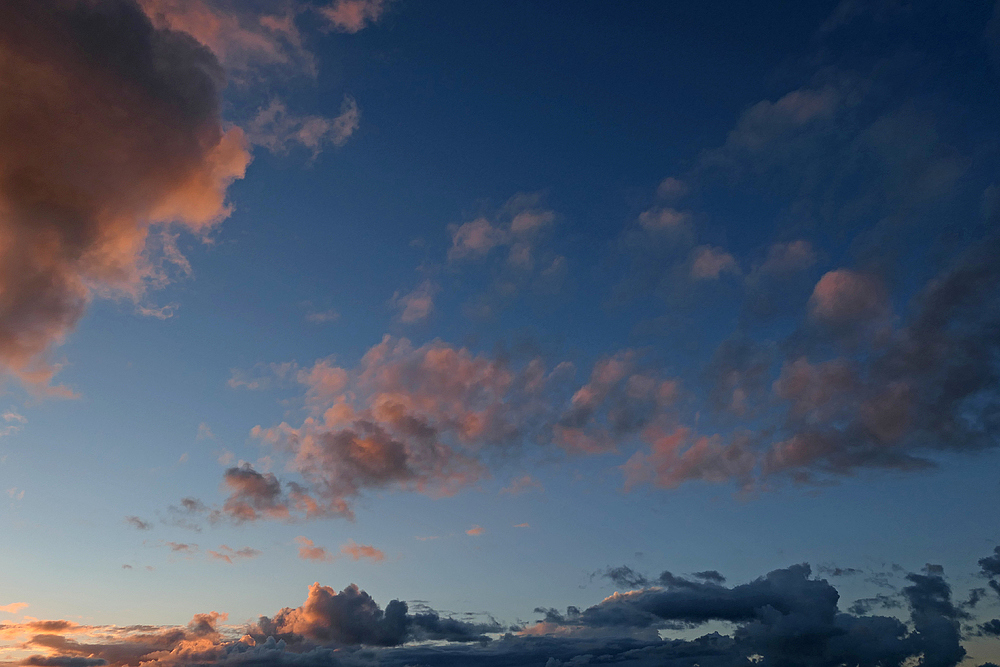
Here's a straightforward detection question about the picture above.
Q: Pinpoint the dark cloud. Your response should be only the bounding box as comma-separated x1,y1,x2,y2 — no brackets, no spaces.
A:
980,619,1000,637
252,583,495,649
692,571,727,584
22,657,108,667
0,0,248,392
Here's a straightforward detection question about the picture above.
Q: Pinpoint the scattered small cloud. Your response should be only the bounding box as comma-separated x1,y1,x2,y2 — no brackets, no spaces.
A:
513,523,530,528
295,536,334,562
390,280,439,323
306,309,340,324
196,423,215,440
466,525,485,536
0,602,28,614
500,475,543,495
124,516,153,531
317,0,389,33
207,545,261,564
340,540,385,562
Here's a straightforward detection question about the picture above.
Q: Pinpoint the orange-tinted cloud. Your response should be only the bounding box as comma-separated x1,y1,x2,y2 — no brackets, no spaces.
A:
207,545,260,564
295,537,334,562
340,540,385,562
0,603,27,615
465,525,484,536
0,0,249,392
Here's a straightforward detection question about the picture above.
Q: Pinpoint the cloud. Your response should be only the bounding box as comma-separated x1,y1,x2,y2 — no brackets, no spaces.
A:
690,246,739,281
295,537,333,562
465,525,485,537
390,280,439,323
247,97,360,157
3,560,997,667
0,603,27,614
138,0,316,79
340,540,385,562
0,410,26,437
305,309,339,324
979,546,1000,597
809,269,890,325
318,0,389,34
207,545,261,564
196,423,215,440
500,474,543,495
0,0,249,392
217,464,292,523
252,582,494,648
513,523,530,528
124,516,153,531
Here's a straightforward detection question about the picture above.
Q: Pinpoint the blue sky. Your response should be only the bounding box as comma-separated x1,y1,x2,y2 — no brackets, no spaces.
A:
1,1,999,666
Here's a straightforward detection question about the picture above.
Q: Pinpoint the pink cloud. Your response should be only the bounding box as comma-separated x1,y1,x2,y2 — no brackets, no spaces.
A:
0,602,27,614
296,537,334,562
690,246,739,280
318,0,388,33
207,545,261,564
448,218,507,261
809,269,889,323
466,525,485,536
390,280,439,323
638,207,690,232
340,540,386,562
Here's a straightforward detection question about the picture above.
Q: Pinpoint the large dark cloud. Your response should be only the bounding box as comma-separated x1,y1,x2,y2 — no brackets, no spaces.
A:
0,0,248,390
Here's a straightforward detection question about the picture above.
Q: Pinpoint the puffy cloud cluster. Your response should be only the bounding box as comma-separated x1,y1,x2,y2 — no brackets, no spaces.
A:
222,336,564,519
0,0,249,391
624,235,1000,489
212,336,686,521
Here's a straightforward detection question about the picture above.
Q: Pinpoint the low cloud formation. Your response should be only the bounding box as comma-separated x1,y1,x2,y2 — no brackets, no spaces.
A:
5,558,999,667
0,0,249,391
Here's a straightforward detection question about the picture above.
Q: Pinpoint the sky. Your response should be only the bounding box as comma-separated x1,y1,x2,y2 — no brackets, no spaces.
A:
1,0,1000,666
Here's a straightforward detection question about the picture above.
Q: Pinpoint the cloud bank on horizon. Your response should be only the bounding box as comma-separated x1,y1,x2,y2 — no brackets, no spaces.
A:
3,553,1000,667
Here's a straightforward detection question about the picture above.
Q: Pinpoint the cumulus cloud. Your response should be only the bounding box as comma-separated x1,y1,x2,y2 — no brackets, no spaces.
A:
0,602,27,614
0,0,249,392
